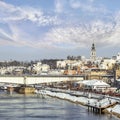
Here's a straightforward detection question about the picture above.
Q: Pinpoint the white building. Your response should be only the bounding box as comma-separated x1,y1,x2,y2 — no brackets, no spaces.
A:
0,66,26,75
99,58,116,69
76,79,110,91
32,62,50,74
57,60,83,69
116,53,120,60
113,53,120,63
57,60,67,69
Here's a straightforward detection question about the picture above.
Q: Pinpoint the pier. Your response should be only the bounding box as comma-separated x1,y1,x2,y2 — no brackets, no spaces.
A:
87,98,117,114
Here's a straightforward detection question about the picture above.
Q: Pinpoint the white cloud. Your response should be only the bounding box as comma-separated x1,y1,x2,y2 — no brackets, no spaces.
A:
1,15,120,49
0,2,24,22
69,0,107,13
88,0,95,2
0,0,120,51
0,0,63,47
21,7,61,26
0,1,61,26
44,18,120,49
69,0,82,9
55,0,63,13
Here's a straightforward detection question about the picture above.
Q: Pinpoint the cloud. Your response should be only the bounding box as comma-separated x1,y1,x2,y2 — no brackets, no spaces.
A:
0,0,62,47
0,1,61,26
21,7,61,26
69,0,107,13
54,0,63,13
0,1,26,22
0,0,120,51
44,18,120,49
88,0,95,3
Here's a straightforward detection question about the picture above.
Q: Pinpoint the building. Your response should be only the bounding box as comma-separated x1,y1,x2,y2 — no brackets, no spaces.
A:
112,52,120,63
56,60,82,69
32,62,50,75
99,58,115,70
90,42,96,62
76,79,110,92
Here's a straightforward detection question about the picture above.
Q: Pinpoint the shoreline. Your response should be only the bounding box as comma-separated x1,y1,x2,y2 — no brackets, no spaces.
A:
41,88,120,119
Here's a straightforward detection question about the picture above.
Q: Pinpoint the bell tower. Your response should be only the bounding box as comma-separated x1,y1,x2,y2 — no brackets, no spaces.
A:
90,41,96,62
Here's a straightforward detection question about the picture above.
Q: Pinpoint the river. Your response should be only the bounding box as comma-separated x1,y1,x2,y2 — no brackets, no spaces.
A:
0,91,119,120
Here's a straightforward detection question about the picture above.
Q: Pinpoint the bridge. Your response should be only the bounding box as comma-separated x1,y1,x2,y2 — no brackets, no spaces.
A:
0,75,84,85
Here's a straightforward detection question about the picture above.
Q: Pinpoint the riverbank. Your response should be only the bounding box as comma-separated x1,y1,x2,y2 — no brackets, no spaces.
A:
40,88,120,119
104,104,120,118
0,91,116,120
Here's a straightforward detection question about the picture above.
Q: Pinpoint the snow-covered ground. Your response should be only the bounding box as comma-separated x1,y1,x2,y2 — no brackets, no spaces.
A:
88,98,117,108
106,104,120,116
36,88,120,118
112,104,120,114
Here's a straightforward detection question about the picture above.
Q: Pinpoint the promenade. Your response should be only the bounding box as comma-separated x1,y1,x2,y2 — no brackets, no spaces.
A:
38,88,120,118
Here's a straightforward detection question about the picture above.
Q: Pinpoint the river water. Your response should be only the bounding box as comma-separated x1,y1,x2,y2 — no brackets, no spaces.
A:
0,91,119,120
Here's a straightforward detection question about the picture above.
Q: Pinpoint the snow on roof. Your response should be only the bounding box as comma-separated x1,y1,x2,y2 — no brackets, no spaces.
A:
76,79,110,87
76,79,98,84
93,81,110,86
83,80,97,86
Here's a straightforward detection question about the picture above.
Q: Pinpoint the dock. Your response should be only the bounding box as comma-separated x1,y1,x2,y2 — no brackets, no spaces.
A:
87,98,117,114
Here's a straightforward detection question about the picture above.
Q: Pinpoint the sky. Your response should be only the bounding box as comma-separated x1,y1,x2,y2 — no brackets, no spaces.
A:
0,0,120,61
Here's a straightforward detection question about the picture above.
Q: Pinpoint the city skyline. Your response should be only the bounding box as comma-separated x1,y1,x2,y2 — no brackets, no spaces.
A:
0,0,120,60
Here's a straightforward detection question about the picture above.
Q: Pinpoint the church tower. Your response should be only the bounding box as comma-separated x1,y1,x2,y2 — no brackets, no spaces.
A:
90,41,96,62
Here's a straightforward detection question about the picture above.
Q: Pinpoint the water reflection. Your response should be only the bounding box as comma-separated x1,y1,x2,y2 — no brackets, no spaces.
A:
0,92,119,120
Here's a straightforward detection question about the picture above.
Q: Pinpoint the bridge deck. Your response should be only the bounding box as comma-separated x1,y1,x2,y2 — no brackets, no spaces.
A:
0,75,84,84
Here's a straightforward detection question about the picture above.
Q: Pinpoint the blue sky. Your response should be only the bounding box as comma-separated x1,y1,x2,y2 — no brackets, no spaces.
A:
0,0,120,61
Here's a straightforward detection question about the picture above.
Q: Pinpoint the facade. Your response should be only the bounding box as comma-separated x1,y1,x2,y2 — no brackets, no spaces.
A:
100,58,115,70
88,68,108,80
56,60,82,69
32,62,50,74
